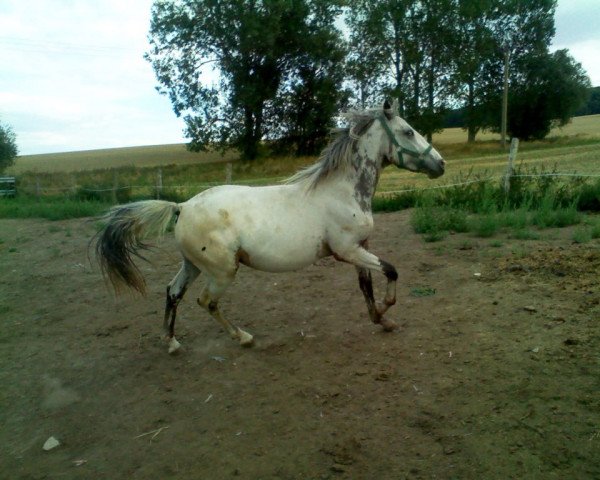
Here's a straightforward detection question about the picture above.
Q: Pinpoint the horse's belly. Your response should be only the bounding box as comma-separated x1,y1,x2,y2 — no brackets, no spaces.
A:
240,234,327,273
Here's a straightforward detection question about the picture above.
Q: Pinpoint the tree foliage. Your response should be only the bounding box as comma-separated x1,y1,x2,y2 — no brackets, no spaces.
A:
146,0,346,159
147,0,593,156
575,86,600,116
506,50,591,139
0,122,18,173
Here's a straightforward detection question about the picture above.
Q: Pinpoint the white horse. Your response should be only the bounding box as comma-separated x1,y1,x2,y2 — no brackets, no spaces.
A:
95,101,445,354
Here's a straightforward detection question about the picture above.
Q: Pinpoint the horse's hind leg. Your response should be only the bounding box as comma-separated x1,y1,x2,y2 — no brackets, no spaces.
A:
197,278,254,347
163,258,200,354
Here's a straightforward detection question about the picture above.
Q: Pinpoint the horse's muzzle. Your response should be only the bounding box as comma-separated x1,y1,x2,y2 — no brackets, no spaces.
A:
427,158,446,178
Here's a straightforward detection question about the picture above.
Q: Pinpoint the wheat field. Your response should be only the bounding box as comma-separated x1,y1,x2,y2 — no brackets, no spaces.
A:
10,115,600,175
7,115,600,199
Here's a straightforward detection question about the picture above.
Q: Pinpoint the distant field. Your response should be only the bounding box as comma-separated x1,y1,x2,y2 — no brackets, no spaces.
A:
10,144,236,174
10,115,600,175
432,114,600,144
6,115,600,201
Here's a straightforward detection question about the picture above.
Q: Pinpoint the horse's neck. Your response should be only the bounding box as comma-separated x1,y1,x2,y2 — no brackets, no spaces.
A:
349,150,383,212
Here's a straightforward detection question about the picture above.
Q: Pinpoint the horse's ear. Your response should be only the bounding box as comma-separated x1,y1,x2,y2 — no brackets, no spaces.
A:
383,99,393,120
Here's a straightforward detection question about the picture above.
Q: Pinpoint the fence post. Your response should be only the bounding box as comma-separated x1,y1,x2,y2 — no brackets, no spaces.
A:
156,168,163,199
503,137,519,193
225,162,232,184
111,171,118,204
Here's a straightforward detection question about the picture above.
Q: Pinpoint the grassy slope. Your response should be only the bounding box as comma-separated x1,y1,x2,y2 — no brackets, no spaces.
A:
6,115,600,199
10,144,236,174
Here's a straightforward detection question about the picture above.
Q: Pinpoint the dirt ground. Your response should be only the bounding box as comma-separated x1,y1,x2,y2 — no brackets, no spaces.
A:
1,210,598,479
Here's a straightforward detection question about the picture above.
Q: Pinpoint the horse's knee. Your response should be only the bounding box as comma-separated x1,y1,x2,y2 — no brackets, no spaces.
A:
380,260,398,281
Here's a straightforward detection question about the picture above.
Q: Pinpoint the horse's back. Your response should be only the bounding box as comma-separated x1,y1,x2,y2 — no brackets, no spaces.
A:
175,184,330,273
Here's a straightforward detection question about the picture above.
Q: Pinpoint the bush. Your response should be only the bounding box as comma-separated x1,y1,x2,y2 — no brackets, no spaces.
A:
73,185,131,204
373,191,420,212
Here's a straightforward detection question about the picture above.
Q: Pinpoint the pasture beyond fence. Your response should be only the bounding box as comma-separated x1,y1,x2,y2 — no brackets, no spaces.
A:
4,140,600,214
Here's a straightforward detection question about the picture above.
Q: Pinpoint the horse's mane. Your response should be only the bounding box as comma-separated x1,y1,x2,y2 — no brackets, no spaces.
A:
286,109,378,189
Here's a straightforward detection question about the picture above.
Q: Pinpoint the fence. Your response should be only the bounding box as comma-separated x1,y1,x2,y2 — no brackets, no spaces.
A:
4,142,600,201
0,176,16,197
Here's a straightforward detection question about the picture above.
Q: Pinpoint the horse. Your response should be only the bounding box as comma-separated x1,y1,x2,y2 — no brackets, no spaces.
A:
95,100,445,354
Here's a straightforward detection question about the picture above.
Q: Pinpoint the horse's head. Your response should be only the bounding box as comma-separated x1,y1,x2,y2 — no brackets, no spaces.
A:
378,100,445,179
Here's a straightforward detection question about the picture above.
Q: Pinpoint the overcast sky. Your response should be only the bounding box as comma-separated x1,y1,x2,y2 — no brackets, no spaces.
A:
1,0,599,156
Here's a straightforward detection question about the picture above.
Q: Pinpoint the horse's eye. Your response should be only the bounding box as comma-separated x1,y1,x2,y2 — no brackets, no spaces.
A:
404,129,414,137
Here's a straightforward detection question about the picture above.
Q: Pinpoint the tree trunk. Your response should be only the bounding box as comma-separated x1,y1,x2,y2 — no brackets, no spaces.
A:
466,78,476,143
243,108,258,160
427,47,435,143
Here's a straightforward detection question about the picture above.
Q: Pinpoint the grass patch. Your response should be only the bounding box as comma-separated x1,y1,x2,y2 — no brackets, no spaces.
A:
468,215,499,238
0,198,109,220
572,227,592,244
411,170,588,240
410,286,437,297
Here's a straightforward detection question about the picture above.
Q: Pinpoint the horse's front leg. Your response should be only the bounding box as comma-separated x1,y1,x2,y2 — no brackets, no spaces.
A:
337,246,398,331
356,266,382,324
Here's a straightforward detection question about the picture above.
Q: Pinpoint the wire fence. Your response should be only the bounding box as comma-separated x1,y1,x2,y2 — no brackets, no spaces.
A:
6,139,600,200
378,172,600,196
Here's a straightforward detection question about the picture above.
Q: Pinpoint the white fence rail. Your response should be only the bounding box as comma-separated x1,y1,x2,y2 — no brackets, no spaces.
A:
0,176,16,197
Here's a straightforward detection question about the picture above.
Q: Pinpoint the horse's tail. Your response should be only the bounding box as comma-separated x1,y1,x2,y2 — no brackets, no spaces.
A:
95,200,180,294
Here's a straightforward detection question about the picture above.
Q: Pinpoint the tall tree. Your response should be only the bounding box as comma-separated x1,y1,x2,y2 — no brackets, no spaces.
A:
346,0,455,140
575,86,600,116
267,0,348,155
345,0,414,115
417,0,456,141
506,50,590,139
451,0,498,142
0,122,18,174
146,0,345,160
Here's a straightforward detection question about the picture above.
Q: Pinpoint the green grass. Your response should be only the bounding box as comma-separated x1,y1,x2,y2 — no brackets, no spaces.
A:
409,177,591,241
572,227,592,244
3,115,600,221
0,198,109,220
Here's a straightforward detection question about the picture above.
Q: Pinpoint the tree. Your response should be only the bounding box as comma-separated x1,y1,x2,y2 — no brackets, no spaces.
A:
416,0,456,141
267,1,348,155
345,0,414,116
0,122,18,173
450,0,498,142
146,0,345,160
506,50,590,139
575,86,600,116
346,1,456,141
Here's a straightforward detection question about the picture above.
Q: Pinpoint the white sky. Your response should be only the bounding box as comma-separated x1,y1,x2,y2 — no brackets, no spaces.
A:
0,0,599,156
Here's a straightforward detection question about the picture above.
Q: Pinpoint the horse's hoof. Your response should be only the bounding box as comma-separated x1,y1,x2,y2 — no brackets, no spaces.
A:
380,317,397,332
168,336,181,354
238,330,254,347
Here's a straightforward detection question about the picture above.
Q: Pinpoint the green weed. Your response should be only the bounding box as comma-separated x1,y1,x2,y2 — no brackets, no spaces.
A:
572,227,592,244
469,214,499,238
